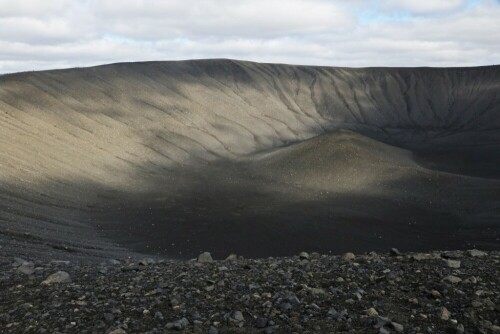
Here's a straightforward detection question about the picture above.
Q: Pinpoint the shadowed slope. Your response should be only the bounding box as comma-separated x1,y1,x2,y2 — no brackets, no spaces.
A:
0,60,499,260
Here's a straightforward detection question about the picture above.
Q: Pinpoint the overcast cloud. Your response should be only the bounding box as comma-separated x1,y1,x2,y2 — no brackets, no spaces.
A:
0,0,499,73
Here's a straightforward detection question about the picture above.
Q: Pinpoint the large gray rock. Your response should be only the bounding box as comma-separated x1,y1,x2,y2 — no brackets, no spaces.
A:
468,249,487,258
342,252,355,261
443,259,461,268
197,252,214,263
41,271,71,284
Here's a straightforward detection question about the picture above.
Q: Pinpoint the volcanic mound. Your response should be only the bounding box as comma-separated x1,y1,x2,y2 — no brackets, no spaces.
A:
0,59,499,261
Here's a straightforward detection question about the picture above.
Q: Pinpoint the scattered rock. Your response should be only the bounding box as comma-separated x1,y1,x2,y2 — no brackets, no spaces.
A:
139,258,155,266
412,253,431,261
391,322,404,333
228,310,245,327
367,308,379,317
442,275,462,284
342,252,355,261
390,248,401,256
255,317,268,328
108,329,127,334
299,252,309,260
439,307,451,320
309,287,326,296
430,290,442,299
197,252,214,263
155,311,164,321
379,328,390,334
41,271,71,284
0,250,497,333
225,254,238,261
166,317,189,330
468,249,487,258
16,262,35,275
443,259,461,268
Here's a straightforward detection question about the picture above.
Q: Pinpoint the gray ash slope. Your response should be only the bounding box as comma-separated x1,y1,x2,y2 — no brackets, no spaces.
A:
0,60,499,261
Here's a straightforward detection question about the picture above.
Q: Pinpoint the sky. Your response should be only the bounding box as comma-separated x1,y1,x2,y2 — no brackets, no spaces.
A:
0,0,499,73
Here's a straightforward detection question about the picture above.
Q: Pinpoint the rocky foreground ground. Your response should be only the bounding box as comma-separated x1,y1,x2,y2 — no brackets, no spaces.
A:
0,249,499,334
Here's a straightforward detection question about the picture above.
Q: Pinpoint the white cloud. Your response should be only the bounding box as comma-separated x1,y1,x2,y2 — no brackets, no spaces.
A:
91,0,355,39
0,0,71,18
0,0,499,73
380,0,468,14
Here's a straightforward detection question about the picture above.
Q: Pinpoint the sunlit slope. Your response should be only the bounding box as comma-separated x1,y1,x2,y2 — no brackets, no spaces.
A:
0,60,498,189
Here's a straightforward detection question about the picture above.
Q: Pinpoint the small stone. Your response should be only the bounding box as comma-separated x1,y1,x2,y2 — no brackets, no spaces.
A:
412,253,430,261
343,252,355,261
232,311,244,322
299,252,309,260
442,275,462,284
16,262,35,275
288,294,300,305
468,249,487,257
367,308,379,317
109,329,126,334
225,254,238,261
139,258,155,265
391,322,404,333
167,317,189,330
208,326,218,334
457,324,465,334
430,290,442,299
308,303,321,311
390,248,401,256
490,325,500,332
41,271,71,284
379,328,390,334
328,308,349,321
255,317,268,328
439,307,451,321
280,302,292,312
463,276,478,284
409,297,419,304
443,259,461,268
471,300,482,308
155,311,164,320
309,287,326,296
197,252,213,263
